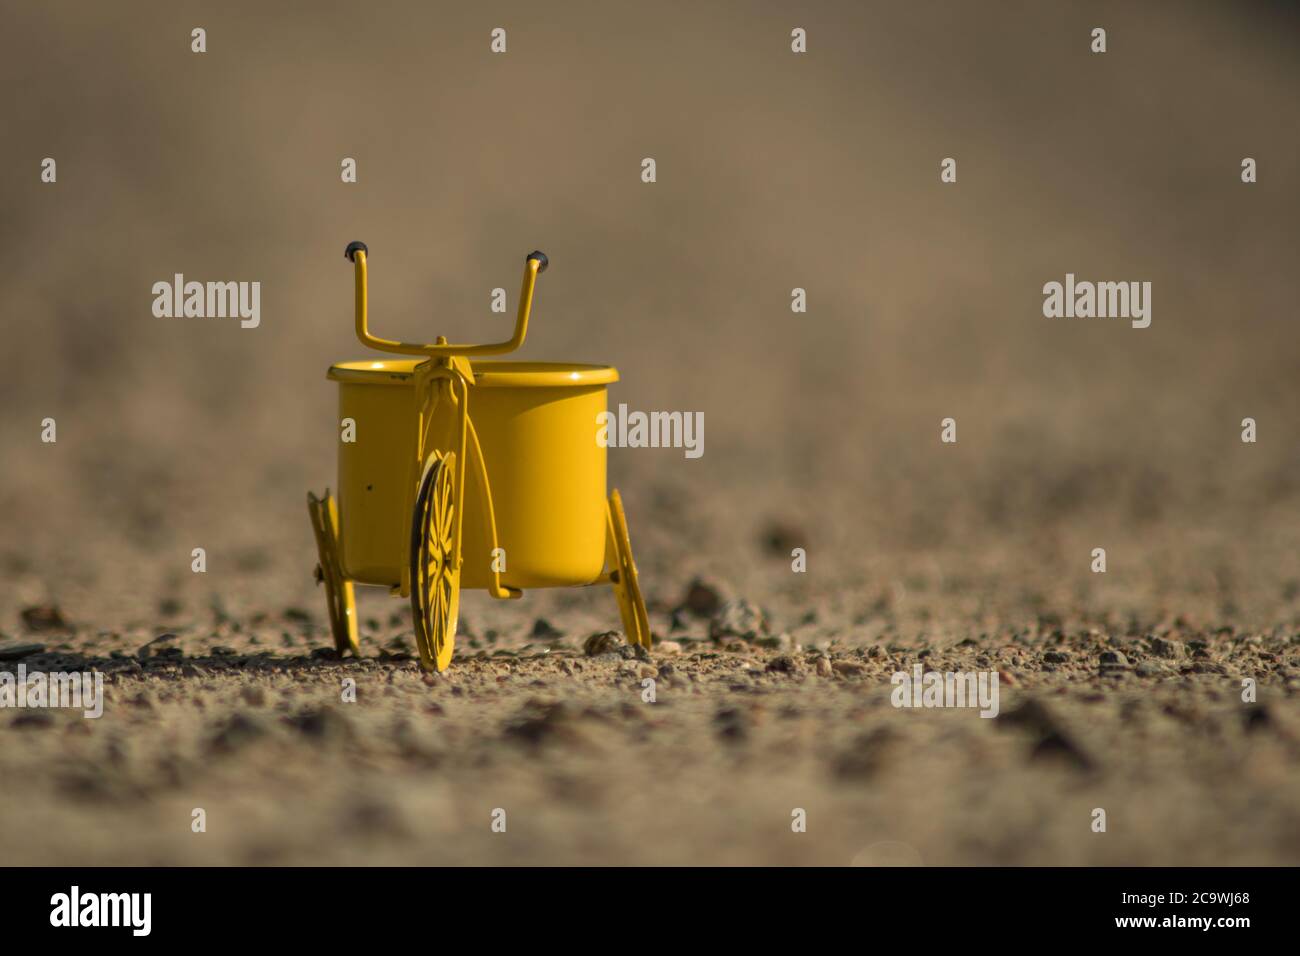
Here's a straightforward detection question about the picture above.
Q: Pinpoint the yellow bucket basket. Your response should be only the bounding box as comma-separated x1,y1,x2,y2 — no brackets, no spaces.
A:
307,243,650,672
329,359,616,590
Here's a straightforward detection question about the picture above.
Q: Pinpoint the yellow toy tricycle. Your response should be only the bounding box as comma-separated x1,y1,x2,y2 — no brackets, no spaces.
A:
308,242,650,671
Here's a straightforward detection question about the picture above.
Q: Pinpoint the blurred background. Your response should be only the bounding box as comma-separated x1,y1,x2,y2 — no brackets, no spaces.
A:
1,0,1297,646
2,0,1299,869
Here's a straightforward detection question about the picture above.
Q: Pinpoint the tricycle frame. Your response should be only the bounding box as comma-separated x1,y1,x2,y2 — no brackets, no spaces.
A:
308,243,650,671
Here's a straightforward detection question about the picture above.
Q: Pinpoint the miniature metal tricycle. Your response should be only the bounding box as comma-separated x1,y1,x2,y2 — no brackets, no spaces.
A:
307,243,650,671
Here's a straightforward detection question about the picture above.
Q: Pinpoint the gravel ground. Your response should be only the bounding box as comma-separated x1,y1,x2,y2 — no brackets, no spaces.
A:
3,562,1298,866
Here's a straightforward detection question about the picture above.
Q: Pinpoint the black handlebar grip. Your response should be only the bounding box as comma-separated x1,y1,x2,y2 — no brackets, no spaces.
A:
527,250,548,273
345,241,368,262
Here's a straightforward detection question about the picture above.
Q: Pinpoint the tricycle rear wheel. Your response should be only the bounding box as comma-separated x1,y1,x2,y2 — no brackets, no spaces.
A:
307,490,360,657
607,489,651,649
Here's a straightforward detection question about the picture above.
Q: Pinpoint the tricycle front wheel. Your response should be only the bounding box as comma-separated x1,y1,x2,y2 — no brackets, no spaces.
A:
411,452,461,672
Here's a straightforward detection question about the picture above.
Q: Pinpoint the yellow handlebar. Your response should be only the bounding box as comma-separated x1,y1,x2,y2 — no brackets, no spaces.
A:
345,242,547,358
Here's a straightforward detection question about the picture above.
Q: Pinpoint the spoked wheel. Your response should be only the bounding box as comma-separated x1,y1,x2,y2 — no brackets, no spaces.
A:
307,490,360,657
607,489,651,649
411,452,460,672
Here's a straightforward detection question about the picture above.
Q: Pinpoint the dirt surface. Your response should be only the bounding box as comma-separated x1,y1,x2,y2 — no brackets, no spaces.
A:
2,1,1299,866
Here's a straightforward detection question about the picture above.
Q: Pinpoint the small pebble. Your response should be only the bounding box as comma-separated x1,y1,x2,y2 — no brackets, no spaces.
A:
709,599,766,641
1149,637,1185,659
584,631,625,656
20,606,67,632
682,579,723,618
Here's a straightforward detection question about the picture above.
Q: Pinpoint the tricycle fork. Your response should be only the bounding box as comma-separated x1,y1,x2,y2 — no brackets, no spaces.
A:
409,359,519,602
